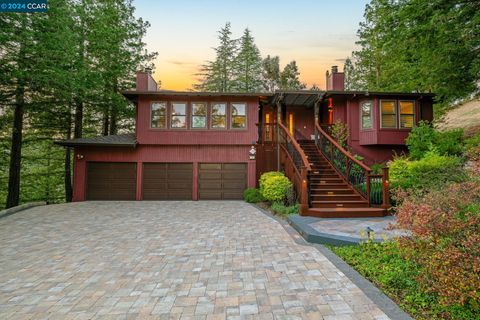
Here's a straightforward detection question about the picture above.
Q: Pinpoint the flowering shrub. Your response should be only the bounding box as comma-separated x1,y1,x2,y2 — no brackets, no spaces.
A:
259,171,284,193
394,182,480,311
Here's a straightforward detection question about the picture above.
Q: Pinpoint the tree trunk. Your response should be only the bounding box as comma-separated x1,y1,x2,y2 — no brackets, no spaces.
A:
102,108,109,136
64,108,73,202
109,110,117,135
6,84,25,208
74,99,83,138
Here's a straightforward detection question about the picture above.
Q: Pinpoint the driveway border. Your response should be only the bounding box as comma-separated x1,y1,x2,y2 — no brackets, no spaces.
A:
0,202,46,219
250,204,412,320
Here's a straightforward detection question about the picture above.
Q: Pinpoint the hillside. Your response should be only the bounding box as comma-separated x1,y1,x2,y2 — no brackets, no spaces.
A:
436,98,480,136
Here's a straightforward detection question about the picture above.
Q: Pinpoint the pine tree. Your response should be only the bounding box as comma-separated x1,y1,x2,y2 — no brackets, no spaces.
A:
233,28,263,92
195,22,238,92
280,61,306,90
262,55,280,92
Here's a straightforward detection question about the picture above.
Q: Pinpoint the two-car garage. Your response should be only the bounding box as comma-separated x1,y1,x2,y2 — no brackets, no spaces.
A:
85,162,247,201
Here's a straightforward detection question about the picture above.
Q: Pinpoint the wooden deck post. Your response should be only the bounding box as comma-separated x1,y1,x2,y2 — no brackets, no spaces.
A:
382,167,390,209
276,97,282,171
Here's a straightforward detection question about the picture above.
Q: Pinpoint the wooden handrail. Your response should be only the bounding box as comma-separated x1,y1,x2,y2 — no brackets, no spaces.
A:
315,123,371,172
279,123,312,171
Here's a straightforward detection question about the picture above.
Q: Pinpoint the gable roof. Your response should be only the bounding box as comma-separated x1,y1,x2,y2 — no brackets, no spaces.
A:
55,134,137,148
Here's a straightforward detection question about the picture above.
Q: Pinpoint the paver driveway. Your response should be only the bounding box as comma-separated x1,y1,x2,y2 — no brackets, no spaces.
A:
0,201,390,319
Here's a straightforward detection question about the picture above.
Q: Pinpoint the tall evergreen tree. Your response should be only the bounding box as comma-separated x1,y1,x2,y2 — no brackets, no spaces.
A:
233,28,263,92
262,55,281,92
195,22,237,92
279,61,306,90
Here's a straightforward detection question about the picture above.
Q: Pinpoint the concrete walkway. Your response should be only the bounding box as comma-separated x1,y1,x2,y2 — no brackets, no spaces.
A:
0,201,391,319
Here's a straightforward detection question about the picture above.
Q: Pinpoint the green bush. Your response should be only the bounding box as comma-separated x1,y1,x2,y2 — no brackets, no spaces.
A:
465,132,480,149
259,171,285,193
406,121,464,159
260,174,293,202
270,202,299,216
389,151,466,191
243,188,264,203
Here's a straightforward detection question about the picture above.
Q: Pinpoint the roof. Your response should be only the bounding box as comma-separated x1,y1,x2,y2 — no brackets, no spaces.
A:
55,134,137,148
122,89,434,106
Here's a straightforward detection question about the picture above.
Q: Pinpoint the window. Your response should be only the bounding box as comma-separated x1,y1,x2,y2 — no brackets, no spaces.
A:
151,102,167,128
231,103,246,129
211,103,226,129
399,101,415,128
380,100,397,128
361,101,373,129
171,103,187,128
191,103,207,129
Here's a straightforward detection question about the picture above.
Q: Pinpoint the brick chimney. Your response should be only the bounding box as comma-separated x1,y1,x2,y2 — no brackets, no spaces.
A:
136,67,158,91
326,65,345,91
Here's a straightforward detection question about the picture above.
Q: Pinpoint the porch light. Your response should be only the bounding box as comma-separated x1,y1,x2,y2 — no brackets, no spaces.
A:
76,154,84,160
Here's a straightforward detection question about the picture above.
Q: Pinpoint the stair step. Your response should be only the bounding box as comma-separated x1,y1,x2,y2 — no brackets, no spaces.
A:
311,189,356,194
305,207,386,218
310,194,364,201
310,183,349,189
311,200,369,208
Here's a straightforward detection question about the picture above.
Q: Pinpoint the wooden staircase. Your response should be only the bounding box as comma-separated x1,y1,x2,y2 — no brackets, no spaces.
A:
299,140,386,218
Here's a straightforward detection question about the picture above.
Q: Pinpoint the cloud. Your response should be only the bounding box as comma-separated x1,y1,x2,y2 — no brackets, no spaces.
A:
166,60,196,66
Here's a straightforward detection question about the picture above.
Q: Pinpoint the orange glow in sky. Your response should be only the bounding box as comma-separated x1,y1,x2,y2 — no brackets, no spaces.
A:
134,0,369,91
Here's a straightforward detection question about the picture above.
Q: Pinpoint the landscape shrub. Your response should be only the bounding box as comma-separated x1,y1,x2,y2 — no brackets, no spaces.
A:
389,151,466,192
406,121,464,159
394,181,480,313
260,174,293,202
270,202,299,216
243,188,264,203
330,119,349,148
259,171,284,193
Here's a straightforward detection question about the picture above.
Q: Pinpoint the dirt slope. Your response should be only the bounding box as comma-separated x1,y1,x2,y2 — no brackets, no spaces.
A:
436,98,480,136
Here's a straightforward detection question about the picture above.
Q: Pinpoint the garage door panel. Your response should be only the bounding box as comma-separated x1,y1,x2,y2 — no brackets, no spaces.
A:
87,162,137,200
198,163,247,200
142,163,192,200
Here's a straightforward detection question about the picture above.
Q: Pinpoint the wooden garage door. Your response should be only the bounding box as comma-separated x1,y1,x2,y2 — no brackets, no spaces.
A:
86,162,137,200
198,163,247,200
142,163,193,200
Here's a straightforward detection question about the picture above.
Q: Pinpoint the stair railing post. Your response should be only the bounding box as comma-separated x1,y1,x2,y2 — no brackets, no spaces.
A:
366,173,371,206
300,166,308,215
382,166,390,209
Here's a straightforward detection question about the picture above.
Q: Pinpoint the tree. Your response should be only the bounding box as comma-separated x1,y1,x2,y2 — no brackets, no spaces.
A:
233,28,263,92
279,61,306,90
262,55,280,92
195,22,237,92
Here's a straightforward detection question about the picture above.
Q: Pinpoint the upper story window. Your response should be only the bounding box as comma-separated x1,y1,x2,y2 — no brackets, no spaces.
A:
151,102,167,128
211,103,226,129
231,103,246,129
191,103,207,129
361,101,373,129
171,103,187,129
399,101,415,128
380,100,397,128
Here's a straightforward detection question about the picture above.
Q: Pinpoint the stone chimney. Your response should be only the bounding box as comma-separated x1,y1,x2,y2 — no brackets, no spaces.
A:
136,67,158,91
326,65,345,91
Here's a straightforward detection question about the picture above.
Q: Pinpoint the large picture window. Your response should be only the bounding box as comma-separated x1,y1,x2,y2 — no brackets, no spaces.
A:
361,101,373,129
380,100,397,128
191,103,207,129
399,101,415,128
231,103,246,129
171,103,187,128
211,103,226,129
151,102,167,128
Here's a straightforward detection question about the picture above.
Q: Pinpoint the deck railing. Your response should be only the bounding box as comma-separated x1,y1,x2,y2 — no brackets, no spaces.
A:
277,123,311,213
314,123,390,207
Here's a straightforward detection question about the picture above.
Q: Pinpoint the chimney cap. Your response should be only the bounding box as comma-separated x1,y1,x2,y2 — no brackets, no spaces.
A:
144,67,153,74
331,65,338,73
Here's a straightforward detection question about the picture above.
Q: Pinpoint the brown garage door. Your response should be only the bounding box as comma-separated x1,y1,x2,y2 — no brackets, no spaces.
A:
198,163,247,200
142,163,193,200
86,162,137,200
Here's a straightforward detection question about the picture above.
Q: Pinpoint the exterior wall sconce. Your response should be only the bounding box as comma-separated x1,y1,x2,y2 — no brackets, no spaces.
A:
76,154,84,160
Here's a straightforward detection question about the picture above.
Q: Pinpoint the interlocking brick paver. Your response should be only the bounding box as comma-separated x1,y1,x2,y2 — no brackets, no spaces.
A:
0,201,390,319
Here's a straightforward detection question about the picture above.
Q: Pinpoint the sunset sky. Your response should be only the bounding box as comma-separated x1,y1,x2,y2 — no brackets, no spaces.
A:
134,0,369,91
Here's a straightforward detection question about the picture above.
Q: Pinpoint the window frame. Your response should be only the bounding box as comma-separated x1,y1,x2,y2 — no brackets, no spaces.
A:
210,102,228,130
190,102,208,130
150,101,168,129
379,99,398,129
398,100,416,129
360,100,373,130
230,102,247,130
170,101,188,129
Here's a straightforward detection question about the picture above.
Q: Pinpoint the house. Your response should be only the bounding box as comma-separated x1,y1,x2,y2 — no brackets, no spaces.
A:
57,66,433,217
